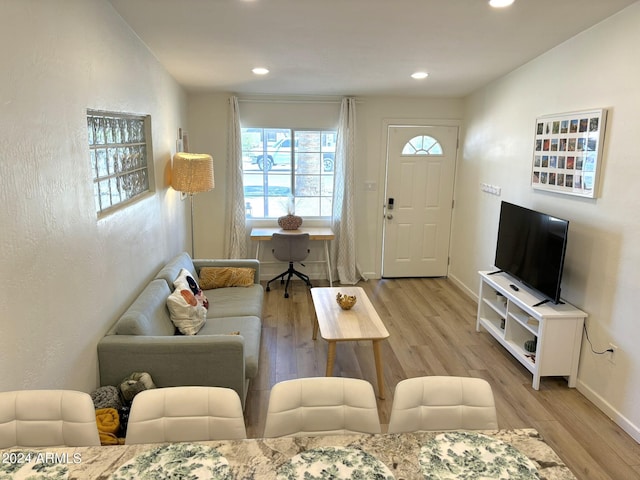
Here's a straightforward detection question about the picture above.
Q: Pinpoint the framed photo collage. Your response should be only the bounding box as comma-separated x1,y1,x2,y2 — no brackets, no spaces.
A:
532,109,607,198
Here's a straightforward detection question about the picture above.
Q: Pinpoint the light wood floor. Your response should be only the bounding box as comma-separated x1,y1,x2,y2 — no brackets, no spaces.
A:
244,277,640,480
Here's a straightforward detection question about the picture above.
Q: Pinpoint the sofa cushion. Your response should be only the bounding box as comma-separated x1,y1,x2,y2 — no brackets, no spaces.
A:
115,280,175,336
155,253,197,291
204,284,264,319
198,316,262,378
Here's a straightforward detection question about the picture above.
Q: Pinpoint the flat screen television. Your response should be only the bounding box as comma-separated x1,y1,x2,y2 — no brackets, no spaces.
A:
494,201,569,305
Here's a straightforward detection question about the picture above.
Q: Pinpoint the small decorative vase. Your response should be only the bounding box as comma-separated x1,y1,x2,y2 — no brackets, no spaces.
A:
524,339,537,353
336,292,357,310
278,214,303,230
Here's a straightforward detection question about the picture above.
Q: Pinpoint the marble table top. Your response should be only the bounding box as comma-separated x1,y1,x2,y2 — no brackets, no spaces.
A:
0,429,576,479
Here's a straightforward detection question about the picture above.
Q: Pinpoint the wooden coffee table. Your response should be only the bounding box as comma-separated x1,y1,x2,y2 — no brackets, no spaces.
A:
311,286,390,398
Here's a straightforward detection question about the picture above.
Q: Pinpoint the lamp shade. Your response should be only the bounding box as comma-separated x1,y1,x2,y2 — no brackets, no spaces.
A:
171,152,215,193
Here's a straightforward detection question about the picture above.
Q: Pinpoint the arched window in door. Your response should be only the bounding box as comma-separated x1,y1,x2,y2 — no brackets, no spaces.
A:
401,135,443,155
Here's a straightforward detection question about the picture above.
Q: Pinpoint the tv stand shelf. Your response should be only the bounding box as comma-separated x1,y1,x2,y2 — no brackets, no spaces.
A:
476,271,587,390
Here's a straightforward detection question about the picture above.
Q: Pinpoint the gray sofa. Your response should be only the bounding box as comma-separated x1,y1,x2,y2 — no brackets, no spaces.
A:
97,253,263,408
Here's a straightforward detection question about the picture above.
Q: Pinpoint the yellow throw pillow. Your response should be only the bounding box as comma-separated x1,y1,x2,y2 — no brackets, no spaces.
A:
199,267,255,289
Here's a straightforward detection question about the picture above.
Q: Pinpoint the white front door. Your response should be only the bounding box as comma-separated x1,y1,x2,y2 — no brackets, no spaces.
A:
382,125,458,277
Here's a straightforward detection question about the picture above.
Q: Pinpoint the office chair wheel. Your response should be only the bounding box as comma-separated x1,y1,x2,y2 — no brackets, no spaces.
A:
266,286,271,292
284,292,289,298
280,279,284,284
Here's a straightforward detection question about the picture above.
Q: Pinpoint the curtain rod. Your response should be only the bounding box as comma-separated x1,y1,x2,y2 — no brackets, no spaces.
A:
237,95,360,105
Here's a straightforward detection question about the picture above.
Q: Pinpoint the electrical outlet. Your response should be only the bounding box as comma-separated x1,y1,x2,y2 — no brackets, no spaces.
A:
608,343,618,364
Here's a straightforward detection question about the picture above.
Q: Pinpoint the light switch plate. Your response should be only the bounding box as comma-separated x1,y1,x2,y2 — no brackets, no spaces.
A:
481,183,502,196
364,181,377,191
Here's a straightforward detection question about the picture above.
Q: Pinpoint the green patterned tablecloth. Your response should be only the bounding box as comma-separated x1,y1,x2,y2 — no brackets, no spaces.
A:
0,429,576,480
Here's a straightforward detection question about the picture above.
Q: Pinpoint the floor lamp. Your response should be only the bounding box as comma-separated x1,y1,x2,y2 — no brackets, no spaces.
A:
171,152,215,257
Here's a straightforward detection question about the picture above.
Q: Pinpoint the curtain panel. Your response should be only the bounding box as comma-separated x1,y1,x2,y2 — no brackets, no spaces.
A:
225,96,247,258
331,97,359,284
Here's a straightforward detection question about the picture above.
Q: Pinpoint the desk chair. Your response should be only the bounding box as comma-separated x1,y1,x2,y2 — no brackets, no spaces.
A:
0,390,101,448
125,386,246,444
263,377,381,437
387,376,498,433
266,233,312,298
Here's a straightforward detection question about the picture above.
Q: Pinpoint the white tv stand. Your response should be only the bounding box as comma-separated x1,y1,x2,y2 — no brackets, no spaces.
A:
476,271,587,390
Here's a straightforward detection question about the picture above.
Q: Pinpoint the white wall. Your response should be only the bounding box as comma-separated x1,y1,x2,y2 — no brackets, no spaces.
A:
354,97,464,278
451,2,640,441
187,94,463,281
185,93,230,258
0,0,188,393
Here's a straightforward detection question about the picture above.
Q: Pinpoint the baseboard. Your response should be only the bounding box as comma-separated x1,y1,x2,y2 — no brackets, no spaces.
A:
259,273,326,282
576,379,640,443
447,273,478,301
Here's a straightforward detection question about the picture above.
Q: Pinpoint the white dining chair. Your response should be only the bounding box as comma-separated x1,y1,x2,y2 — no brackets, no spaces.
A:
0,390,101,448
387,376,498,433
263,377,381,437
125,386,246,444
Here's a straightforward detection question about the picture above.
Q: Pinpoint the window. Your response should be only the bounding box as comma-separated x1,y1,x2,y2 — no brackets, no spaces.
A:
242,128,336,218
87,110,152,215
402,135,443,155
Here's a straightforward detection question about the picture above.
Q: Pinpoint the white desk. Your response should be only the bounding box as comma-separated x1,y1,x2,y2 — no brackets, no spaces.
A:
250,227,335,286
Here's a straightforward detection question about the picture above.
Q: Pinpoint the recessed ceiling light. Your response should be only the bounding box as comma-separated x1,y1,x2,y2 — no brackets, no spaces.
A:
489,0,515,7
252,67,269,75
411,71,429,80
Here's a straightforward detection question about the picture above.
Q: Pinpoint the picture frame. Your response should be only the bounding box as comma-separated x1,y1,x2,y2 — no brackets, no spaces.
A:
531,108,607,198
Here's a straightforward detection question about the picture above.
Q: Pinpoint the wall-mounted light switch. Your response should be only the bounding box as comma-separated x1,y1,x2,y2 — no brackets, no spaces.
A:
481,183,502,196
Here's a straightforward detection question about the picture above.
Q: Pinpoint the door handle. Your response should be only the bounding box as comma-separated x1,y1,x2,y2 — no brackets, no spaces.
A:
386,214,393,220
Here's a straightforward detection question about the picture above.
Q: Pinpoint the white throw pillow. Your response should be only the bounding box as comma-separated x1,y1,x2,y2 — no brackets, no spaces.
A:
174,268,199,292
166,288,207,335
173,268,209,309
